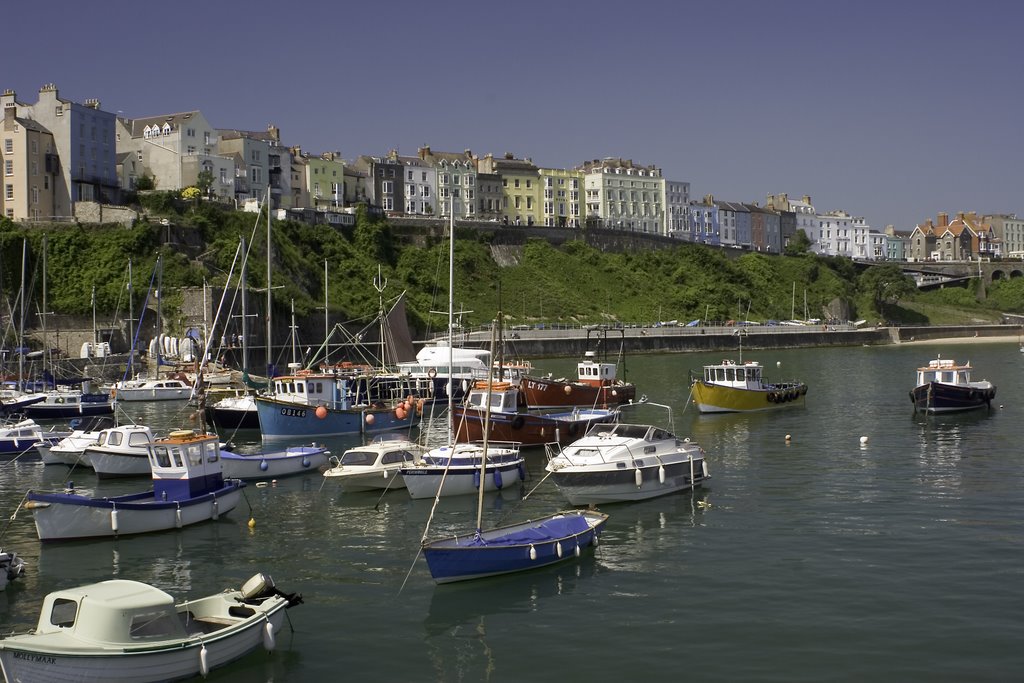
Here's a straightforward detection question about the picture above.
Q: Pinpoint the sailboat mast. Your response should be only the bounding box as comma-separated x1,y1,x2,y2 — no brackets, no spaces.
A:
474,319,499,535
373,264,387,371
447,200,455,438
127,259,134,374
265,191,272,378
91,286,97,347
156,253,162,378
18,239,26,391
240,236,248,372
323,259,329,365
41,234,48,376
290,298,297,365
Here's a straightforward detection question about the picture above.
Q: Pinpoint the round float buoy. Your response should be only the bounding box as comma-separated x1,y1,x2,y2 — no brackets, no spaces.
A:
611,389,618,397
564,385,572,395
301,456,310,468
315,406,328,419
259,460,269,471
860,436,869,445
365,413,375,425
248,517,256,528
777,361,781,367
785,434,792,443
395,407,407,420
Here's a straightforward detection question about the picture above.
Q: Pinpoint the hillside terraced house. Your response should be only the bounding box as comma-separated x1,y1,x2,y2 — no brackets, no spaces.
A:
2,84,119,216
478,152,539,226
1,104,57,220
579,158,665,234
417,147,475,218
682,197,720,245
538,167,583,227
399,154,436,215
116,110,234,199
908,211,997,261
983,213,1024,258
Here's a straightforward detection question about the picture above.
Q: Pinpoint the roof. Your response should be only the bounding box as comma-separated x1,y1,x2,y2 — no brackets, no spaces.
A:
122,111,203,137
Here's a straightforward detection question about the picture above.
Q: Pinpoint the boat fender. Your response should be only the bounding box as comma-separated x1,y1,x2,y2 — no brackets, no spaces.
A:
301,456,310,468
658,465,666,484
494,467,503,490
518,463,526,481
592,532,599,547
575,543,581,558
212,498,219,521
767,392,775,403
556,541,563,558
529,545,537,561
110,508,119,533
473,469,481,490
259,460,269,472
175,505,183,528
199,644,209,676
634,468,643,488
511,415,525,431
263,619,276,652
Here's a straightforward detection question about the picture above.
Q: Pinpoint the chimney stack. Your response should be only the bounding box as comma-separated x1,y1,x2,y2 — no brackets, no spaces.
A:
938,212,949,226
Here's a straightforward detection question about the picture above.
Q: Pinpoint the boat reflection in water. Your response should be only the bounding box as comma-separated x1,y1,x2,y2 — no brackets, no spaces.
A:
424,559,602,680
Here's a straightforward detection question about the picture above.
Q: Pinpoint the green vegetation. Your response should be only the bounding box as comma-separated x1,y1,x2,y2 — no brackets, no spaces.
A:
0,198,1016,337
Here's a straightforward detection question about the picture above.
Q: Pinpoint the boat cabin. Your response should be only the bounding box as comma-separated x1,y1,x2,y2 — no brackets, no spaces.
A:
916,358,971,386
270,371,411,411
33,579,186,642
577,351,618,387
463,381,524,414
703,360,763,389
94,425,154,450
147,430,224,500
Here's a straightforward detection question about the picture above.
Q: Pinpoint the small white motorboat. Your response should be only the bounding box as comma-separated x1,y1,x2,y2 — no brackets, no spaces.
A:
35,416,115,466
323,435,426,492
83,424,156,478
0,419,68,461
545,418,710,505
112,376,192,402
401,442,526,500
220,444,330,481
0,572,302,682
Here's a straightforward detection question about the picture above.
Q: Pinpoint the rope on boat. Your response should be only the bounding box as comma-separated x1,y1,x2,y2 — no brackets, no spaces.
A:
0,490,30,543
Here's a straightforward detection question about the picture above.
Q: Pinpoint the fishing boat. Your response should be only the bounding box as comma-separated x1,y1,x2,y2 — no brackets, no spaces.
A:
421,509,609,584
544,412,710,504
520,330,637,409
0,419,67,461
220,443,329,480
322,435,425,492
452,380,618,447
0,572,302,682
112,376,192,402
255,366,418,440
910,356,996,414
82,424,156,478
24,429,245,541
689,359,807,413
35,415,115,466
420,326,608,583
206,392,260,430
0,548,25,591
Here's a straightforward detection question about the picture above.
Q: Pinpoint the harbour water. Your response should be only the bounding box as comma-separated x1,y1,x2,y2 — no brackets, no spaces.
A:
1,341,1022,681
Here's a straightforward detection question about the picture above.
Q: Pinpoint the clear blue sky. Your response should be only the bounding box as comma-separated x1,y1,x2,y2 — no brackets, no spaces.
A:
6,0,1020,231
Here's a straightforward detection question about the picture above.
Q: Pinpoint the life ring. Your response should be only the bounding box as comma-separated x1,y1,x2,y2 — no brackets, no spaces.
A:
427,368,437,379
169,429,196,438
55,397,64,404
511,415,526,430
800,385,808,395
767,392,776,403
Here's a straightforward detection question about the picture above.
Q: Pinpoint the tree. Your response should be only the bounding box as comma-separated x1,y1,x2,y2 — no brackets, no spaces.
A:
196,170,214,198
784,229,812,256
859,263,916,311
135,174,156,191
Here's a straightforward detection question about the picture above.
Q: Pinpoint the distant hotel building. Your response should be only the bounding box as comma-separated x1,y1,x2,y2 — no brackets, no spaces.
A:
579,158,665,234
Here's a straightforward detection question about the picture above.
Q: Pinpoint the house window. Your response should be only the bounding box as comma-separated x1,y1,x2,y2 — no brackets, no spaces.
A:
382,197,393,211
382,180,393,194
31,186,38,204
5,184,13,200
3,160,11,176
3,139,11,154
186,146,196,155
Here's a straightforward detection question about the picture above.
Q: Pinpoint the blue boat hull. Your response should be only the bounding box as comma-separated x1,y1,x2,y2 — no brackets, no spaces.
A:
256,398,418,440
422,510,608,583
911,382,995,414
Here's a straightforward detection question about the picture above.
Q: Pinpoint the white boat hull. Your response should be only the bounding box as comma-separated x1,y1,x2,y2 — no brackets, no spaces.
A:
28,489,242,541
221,447,329,480
402,462,525,500
114,387,191,402
325,466,407,492
85,448,152,478
0,603,285,683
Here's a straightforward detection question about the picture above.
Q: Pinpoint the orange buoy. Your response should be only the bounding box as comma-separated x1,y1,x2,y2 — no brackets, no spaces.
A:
365,413,376,425
315,406,328,419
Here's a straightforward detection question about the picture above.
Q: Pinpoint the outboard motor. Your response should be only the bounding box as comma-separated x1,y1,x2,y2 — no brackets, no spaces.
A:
240,573,303,608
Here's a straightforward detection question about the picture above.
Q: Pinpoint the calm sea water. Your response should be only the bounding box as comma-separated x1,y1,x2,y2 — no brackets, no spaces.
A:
1,342,1022,682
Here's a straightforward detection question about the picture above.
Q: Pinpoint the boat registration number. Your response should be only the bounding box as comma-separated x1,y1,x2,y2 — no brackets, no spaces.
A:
280,407,307,418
